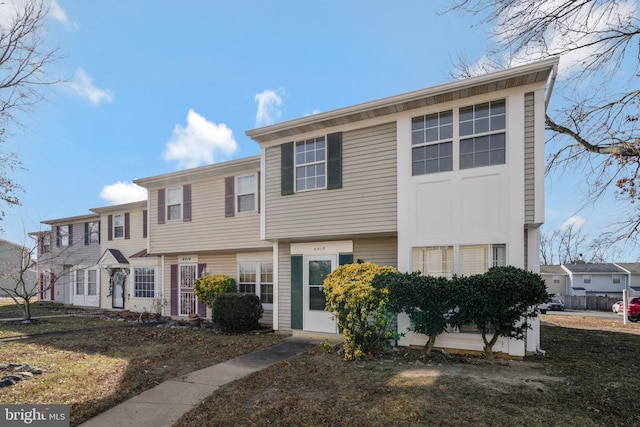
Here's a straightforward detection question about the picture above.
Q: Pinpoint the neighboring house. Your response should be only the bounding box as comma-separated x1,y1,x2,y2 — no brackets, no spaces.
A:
0,238,37,298
90,201,158,312
540,264,569,296
614,263,640,297
561,263,628,298
36,214,102,305
246,57,559,357
133,156,273,321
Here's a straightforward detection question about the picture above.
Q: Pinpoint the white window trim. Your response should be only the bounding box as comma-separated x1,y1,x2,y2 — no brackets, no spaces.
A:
88,221,99,244
113,213,125,240
59,225,70,247
412,243,507,277
294,136,327,193
73,267,99,297
133,266,158,299
166,187,183,221
237,261,273,309
236,173,258,214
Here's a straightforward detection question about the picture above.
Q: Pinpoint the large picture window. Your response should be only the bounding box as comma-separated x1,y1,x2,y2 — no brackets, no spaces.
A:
412,246,453,278
411,99,507,175
295,137,326,191
413,244,506,277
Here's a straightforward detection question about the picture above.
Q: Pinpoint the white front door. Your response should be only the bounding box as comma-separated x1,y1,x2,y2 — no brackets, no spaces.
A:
73,269,100,307
303,255,338,333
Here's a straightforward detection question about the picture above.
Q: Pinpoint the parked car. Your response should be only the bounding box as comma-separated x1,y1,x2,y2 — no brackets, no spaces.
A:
618,297,640,322
539,298,564,314
612,301,623,314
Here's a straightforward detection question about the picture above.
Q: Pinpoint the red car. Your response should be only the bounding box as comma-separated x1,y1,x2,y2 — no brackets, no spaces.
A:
618,297,640,322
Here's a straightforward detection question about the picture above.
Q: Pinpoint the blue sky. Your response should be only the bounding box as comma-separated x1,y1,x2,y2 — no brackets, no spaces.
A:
0,0,635,260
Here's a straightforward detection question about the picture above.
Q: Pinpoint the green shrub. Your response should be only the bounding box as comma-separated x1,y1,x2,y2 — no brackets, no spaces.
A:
379,271,453,354
449,266,552,359
211,293,263,333
323,262,398,361
194,275,237,308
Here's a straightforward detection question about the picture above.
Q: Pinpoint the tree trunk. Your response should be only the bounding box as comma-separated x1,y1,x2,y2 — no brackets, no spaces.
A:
425,335,437,355
21,299,32,320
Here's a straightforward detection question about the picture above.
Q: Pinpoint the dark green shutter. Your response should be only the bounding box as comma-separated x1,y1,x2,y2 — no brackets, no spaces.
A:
327,132,342,190
281,142,294,196
339,253,353,266
291,255,303,330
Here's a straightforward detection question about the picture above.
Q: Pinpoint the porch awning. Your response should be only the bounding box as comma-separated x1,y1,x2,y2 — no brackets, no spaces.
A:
98,248,129,268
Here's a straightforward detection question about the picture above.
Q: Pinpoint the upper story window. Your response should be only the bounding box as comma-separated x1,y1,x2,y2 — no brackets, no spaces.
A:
42,234,50,254
613,274,621,284
553,275,561,284
57,225,70,247
412,110,453,175
167,187,183,221
113,214,124,239
411,99,506,176
295,137,326,191
583,274,592,284
459,100,506,169
87,221,99,244
237,174,257,213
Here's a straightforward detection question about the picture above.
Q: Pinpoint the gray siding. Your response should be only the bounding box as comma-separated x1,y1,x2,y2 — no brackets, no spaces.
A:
265,122,397,240
524,92,535,225
148,172,271,254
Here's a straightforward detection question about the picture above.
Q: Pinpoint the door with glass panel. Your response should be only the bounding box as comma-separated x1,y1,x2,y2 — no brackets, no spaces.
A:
303,255,337,333
74,269,99,307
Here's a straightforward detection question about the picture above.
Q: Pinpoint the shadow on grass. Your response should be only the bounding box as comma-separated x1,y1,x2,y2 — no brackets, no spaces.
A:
173,324,640,427
0,320,286,426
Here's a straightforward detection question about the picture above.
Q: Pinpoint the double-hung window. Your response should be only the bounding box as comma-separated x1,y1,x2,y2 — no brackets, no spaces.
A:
613,274,621,284
76,270,84,295
87,221,99,244
412,246,453,278
134,267,156,298
459,100,506,169
237,174,257,213
42,235,50,253
295,137,326,191
412,111,453,175
58,225,70,246
167,187,182,220
584,274,592,284
238,262,274,305
113,214,124,239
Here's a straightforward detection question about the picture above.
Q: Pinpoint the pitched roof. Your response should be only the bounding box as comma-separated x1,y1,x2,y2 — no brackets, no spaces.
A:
540,265,566,274
562,263,626,274
246,57,559,143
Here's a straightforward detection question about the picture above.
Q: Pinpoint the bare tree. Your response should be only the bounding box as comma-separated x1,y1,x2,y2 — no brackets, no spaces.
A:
447,1,640,241
0,0,62,225
0,238,38,319
540,223,589,265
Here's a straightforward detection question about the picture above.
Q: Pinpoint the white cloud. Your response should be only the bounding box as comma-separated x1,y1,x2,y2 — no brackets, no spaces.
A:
497,1,639,78
100,182,147,205
255,89,285,126
560,215,587,231
67,69,114,106
305,109,322,117
163,109,238,169
48,0,78,30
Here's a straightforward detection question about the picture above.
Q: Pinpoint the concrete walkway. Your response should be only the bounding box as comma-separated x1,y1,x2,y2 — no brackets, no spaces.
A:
79,337,321,427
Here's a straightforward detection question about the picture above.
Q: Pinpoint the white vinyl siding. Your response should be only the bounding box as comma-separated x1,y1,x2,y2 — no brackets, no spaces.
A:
265,122,397,240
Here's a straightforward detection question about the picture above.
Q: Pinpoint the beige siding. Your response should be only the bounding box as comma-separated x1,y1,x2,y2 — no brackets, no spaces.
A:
163,252,273,326
265,122,397,240
277,241,291,331
148,172,271,254
524,92,535,225
353,236,398,268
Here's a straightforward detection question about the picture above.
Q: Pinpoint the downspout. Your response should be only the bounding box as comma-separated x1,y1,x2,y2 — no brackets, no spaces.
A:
544,60,559,111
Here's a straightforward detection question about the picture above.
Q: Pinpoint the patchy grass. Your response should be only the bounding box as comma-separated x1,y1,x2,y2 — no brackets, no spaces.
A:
0,322,285,426
0,299,91,319
0,316,132,339
176,316,640,427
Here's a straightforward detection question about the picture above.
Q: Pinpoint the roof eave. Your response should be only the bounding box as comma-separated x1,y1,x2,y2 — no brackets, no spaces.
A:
246,57,560,143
